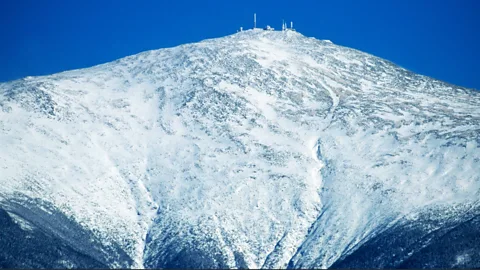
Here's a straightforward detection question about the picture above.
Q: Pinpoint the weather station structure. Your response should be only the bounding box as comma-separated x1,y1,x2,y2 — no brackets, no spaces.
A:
264,25,275,31
239,13,296,33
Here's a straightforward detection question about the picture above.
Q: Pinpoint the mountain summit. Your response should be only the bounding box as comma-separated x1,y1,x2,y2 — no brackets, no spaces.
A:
1,30,479,268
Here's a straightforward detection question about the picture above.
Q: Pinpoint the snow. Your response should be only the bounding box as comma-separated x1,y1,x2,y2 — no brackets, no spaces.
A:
1,29,479,268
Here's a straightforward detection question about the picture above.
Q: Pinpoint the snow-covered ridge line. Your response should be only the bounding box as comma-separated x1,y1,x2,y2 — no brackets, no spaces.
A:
1,30,479,268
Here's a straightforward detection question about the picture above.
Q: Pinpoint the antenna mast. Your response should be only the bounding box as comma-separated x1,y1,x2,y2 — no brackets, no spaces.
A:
254,13,257,29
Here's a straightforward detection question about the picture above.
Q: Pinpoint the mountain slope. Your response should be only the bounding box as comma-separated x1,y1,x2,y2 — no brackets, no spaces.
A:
1,30,479,268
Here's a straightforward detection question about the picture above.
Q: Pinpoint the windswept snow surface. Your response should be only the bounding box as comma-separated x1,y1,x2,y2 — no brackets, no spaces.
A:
1,30,479,268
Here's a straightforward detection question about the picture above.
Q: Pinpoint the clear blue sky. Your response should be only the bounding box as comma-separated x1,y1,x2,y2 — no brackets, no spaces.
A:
1,0,479,90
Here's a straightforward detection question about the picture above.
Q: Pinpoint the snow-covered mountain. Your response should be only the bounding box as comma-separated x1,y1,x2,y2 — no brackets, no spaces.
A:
1,29,479,268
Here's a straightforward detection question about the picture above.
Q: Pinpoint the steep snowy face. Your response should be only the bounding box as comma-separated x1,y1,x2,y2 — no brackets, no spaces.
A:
1,30,479,268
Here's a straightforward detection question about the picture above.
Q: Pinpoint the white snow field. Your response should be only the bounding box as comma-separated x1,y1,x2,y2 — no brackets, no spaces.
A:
0,30,479,268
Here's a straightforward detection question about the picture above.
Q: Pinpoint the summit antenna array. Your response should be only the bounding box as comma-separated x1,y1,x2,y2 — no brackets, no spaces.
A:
239,14,296,32
281,20,295,31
